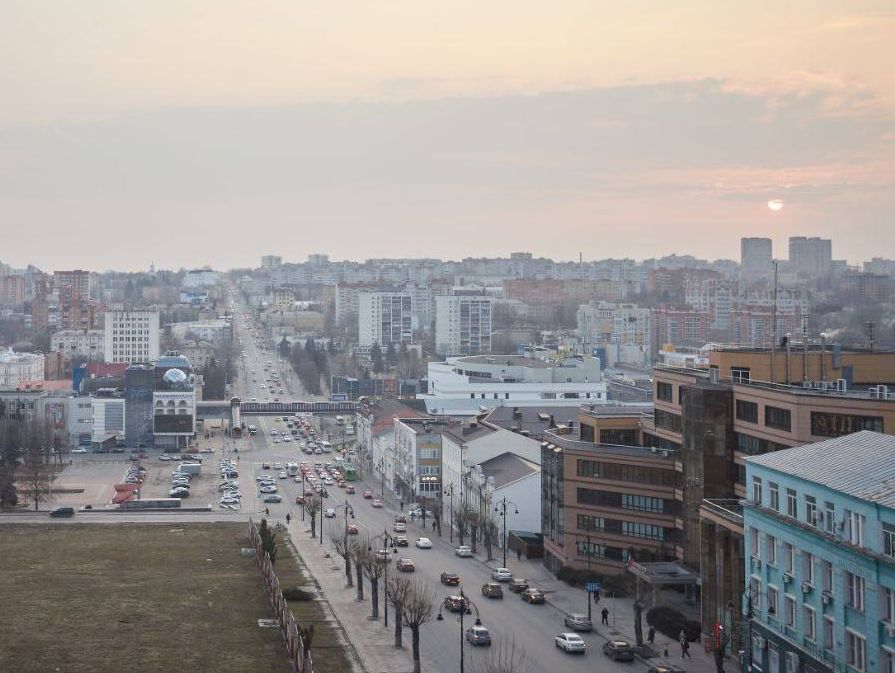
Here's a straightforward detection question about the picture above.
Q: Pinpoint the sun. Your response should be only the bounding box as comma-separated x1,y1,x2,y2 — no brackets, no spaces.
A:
768,198,784,212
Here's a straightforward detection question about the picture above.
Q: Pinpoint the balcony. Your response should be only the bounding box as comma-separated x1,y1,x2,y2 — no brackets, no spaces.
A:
699,499,744,534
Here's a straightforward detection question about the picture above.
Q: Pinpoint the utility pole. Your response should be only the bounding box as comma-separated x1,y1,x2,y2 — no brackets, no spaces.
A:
867,321,876,352
771,260,778,382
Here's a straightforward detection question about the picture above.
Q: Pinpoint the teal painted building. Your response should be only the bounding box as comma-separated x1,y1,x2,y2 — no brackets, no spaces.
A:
744,431,895,673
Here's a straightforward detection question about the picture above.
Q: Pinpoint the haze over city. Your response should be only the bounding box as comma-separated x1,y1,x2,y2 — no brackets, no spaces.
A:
1,1,893,270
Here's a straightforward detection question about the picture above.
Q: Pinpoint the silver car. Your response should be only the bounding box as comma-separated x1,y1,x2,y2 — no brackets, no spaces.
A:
564,613,593,632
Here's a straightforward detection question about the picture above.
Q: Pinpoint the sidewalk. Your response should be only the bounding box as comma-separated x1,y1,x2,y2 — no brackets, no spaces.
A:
286,516,414,673
478,553,722,673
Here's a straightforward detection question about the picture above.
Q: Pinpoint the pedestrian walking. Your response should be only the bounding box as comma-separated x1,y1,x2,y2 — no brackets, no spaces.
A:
679,630,686,644
648,625,656,644
265,507,270,516
681,640,691,659
286,513,291,524
601,607,609,625
516,547,521,561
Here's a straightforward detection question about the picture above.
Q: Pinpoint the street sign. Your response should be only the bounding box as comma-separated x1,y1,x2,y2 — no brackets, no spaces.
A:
585,582,601,593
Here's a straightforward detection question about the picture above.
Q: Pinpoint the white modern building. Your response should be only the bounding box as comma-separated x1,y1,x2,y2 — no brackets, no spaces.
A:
0,348,45,388
434,294,493,356
104,309,160,364
393,417,446,503
51,329,105,360
66,396,94,446
182,269,220,288
576,301,652,367
358,291,415,347
169,318,232,346
419,354,606,415
91,394,126,444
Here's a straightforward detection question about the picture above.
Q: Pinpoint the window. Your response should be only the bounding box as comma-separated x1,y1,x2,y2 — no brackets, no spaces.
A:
803,552,815,584
731,367,751,383
885,524,895,559
847,510,866,547
736,399,759,423
767,585,779,617
767,535,777,565
847,630,867,672
769,483,780,511
656,381,673,402
883,586,895,624
784,652,798,673
882,649,895,673
784,543,794,573
806,495,817,526
786,489,797,518
750,527,760,557
784,595,796,626
751,636,764,669
621,494,665,513
821,560,833,593
654,409,682,433
823,616,835,651
825,502,836,534
846,572,866,611
810,412,884,437
769,647,779,673
576,514,604,532
577,459,600,478
765,405,792,431
752,476,763,505
804,605,816,641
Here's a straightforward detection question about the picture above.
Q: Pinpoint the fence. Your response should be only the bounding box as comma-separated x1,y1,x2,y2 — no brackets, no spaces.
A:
248,518,315,673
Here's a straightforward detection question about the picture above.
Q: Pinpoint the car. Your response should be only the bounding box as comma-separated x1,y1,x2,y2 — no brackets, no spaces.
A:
263,494,283,504
508,578,529,593
158,454,171,461
455,545,472,557
273,438,280,443
49,506,75,517
324,507,336,518
647,666,687,673
262,463,271,470
555,633,587,653
278,471,288,479
481,582,503,598
394,514,407,523
71,448,87,454
521,588,545,604
415,537,432,549
396,558,415,572
602,640,635,661
393,521,407,533
273,462,283,469
374,549,393,562
363,490,373,499
491,567,512,582
440,572,461,586
465,626,492,646
395,535,409,547
443,594,469,613
564,613,593,632
259,485,279,494
371,499,383,508
347,524,360,535
346,485,356,494
169,488,190,498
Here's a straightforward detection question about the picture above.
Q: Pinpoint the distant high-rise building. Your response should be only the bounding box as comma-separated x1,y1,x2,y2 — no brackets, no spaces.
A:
358,292,415,347
125,365,154,448
104,309,160,363
435,293,492,356
740,237,773,276
53,270,92,303
0,275,25,306
788,236,832,278
261,255,282,269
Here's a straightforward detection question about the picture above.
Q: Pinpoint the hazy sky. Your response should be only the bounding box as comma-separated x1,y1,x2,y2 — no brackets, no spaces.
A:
1,1,893,271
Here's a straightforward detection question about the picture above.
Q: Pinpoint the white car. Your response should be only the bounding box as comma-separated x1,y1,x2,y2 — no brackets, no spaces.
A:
259,485,279,494
555,633,587,653
324,508,336,518
278,471,288,479
415,537,433,549
455,545,472,558
71,448,88,454
491,567,513,582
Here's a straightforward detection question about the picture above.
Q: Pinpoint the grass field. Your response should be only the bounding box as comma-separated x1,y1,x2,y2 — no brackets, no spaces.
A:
0,522,353,673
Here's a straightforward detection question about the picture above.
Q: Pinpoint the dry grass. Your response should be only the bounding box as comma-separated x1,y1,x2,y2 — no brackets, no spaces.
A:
0,522,336,673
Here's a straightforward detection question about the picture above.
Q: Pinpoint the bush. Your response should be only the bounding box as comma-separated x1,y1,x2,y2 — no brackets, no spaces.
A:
646,605,701,642
283,587,314,602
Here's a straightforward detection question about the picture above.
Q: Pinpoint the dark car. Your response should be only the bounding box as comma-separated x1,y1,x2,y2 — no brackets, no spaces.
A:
465,626,492,646
520,588,545,604
508,578,529,593
395,535,409,547
481,582,503,599
603,640,636,662
49,507,75,518
397,558,415,572
443,594,469,613
440,572,461,586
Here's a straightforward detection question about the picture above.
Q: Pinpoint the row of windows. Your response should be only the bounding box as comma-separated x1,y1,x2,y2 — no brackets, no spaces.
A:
576,459,676,486
576,514,671,541
577,488,673,514
654,409,682,433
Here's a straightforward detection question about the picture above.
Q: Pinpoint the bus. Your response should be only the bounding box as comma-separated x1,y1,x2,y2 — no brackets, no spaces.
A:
247,424,258,436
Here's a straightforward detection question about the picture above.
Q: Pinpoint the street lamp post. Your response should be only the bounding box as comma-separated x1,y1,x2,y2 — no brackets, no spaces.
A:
494,496,519,568
448,484,454,543
371,529,398,629
436,587,482,673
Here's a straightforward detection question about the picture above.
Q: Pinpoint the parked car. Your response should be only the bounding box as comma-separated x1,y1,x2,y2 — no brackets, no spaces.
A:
602,640,635,662
555,633,587,654
481,582,503,598
465,626,492,646
396,558,415,572
50,506,75,517
521,588,545,604
415,537,432,549
491,567,512,582
263,494,283,504
455,545,472,557
508,578,529,593
564,613,593,632
443,594,469,613
440,572,461,586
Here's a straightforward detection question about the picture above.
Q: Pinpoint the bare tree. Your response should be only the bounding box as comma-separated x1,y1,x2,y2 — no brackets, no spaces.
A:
363,545,387,620
387,573,412,648
402,577,436,673
351,536,368,602
304,494,322,538
331,531,354,587
482,519,497,563
21,443,50,511
468,632,532,673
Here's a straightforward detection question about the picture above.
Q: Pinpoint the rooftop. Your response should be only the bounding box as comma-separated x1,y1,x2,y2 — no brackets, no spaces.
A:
747,431,895,508
455,354,554,369
479,452,540,489
485,405,581,438
543,430,676,460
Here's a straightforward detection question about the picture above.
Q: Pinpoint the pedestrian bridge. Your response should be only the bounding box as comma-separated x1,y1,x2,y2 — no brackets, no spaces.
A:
240,400,358,415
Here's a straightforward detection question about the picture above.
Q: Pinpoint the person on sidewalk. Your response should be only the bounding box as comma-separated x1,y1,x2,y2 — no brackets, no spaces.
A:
681,639,691,659
648,625,656,644
601,607,609,625
286,513,291,524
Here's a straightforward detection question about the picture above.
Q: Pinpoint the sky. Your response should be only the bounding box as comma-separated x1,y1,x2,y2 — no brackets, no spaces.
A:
0,1,893,271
